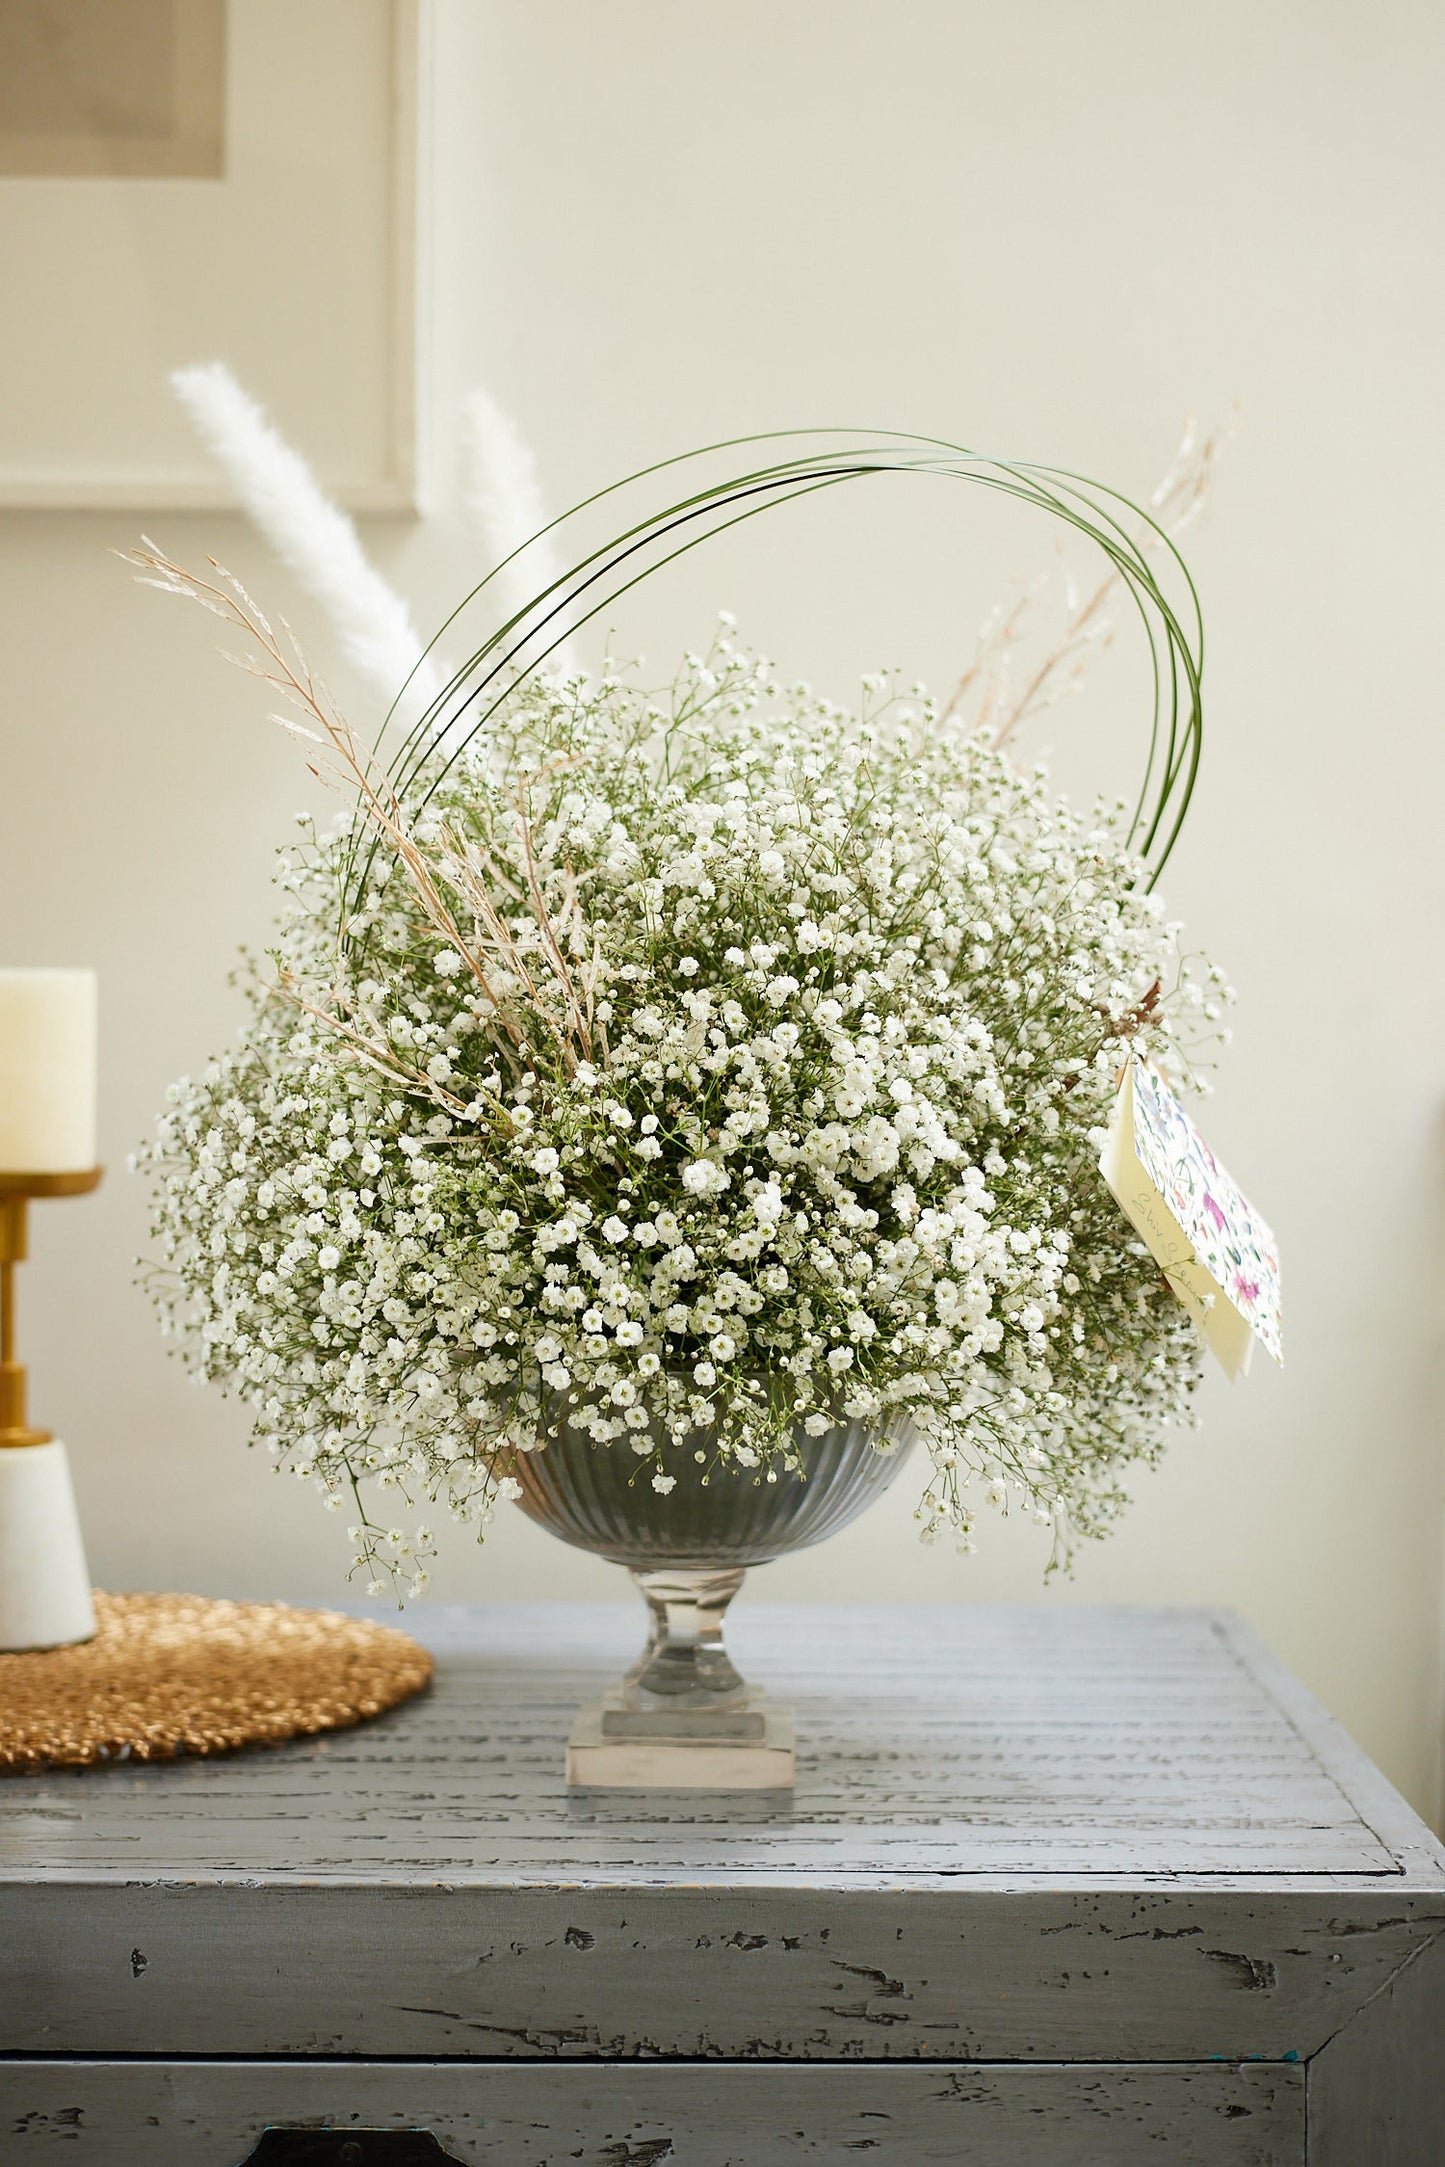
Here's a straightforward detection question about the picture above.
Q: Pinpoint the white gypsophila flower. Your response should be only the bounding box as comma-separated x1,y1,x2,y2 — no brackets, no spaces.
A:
139,627,1227,1592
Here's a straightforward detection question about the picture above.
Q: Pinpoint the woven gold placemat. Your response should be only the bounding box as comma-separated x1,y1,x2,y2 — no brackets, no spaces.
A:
0,1591,433,1774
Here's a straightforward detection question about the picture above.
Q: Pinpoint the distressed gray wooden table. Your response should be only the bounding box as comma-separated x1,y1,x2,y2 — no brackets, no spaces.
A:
2,1602,1443,2165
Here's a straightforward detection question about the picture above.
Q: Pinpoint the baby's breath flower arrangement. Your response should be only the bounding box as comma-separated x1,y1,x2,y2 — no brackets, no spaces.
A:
134,434,1227,1595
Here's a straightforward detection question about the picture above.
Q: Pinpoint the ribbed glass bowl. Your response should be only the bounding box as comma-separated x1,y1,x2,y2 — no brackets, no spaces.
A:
511,1405,914,1570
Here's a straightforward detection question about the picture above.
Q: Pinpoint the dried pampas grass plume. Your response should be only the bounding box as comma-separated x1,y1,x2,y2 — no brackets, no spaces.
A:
171,361,446,719
459,386,582,680
942,409,1237,748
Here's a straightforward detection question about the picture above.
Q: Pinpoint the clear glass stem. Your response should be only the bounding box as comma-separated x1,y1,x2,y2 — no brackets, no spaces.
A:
624,1565,749,1704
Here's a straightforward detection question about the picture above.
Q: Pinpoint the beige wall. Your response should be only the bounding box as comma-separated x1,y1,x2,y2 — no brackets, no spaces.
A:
3,0,1443,1819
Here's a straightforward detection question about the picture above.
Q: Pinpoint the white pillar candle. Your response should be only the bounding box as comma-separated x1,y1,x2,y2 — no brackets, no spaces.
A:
0,969,98,1173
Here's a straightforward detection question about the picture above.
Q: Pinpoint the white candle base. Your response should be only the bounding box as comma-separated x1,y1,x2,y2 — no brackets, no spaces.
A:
0,1442,96,1651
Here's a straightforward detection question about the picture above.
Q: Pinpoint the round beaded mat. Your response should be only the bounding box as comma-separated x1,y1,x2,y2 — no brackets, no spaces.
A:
0,1591,433,1774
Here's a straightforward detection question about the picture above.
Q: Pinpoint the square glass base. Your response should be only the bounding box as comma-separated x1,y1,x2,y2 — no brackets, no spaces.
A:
566,1695,796,1791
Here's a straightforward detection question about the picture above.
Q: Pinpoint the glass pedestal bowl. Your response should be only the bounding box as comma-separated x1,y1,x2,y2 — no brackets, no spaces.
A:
511,1401,915,1789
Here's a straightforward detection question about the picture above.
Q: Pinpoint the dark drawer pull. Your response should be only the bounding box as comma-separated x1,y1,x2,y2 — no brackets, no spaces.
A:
242,2137,462,2165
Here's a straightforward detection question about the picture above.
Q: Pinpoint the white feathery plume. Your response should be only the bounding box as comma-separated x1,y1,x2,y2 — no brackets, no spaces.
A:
171,361,446,720
459,386,582,680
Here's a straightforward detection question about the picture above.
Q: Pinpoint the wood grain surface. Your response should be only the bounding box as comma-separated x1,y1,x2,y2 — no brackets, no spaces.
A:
0,2056,1305,2165
0,1604,1425,1885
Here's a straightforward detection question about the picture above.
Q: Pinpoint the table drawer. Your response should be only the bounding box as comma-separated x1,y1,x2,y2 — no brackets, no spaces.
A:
2,2057,1303,2164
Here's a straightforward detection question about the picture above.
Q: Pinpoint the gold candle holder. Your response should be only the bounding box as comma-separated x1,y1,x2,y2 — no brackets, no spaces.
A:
0,1169,103,1449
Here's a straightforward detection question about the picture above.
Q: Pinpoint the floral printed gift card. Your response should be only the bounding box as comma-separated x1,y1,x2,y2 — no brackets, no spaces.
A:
1100,1057,1282,1380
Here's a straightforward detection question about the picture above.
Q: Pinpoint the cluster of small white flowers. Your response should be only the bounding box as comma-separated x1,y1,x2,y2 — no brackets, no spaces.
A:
139,628,1229,1589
